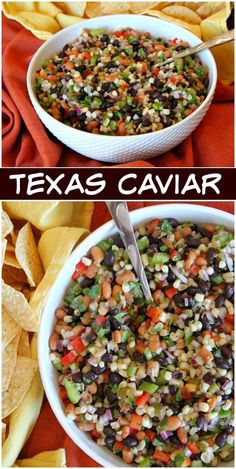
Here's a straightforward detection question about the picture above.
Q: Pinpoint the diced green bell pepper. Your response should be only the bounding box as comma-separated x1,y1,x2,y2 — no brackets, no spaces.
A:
149,253,169,266
137,236,149,252
63,377,81,404
211,274,224,285
90,29,105,36
139,457,151,467
139,382,159,394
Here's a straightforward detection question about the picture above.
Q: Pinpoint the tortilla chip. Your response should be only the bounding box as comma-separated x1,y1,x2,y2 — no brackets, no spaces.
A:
2,238,7,266
4,250,21,269
162,5,201,24
18,330,31,358
56,12,84,28
2,264,28,287
60,1,86,17
184,2,201,12
100,2,130,14
2,281,38,332
2,422,7,445
145,8,201,37
15,449,66,467
30,227,88,322
84,2,102,17
128,2,160,13
2,306,22,349
22,287,34,302
15,222,44,287
2,333,21,392
2,356,38,419
2,210,13,239
196,2,226,19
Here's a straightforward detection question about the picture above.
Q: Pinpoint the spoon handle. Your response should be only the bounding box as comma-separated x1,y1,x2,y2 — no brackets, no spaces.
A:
106,202,153,302
158,29,234,66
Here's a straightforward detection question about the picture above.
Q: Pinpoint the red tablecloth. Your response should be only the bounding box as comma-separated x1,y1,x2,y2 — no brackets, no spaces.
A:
2,14,234,168
21,201,234,466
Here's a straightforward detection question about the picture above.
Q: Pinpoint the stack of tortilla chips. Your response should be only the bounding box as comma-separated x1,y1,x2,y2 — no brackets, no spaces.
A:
2,202,94,467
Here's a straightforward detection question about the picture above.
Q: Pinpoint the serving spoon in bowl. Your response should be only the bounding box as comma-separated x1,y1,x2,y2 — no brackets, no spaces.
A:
157,29,234,67
106,201,153,302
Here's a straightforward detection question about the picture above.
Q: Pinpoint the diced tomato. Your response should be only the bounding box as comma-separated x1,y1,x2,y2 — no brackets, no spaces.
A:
220,320,233,333
152,67,160,76
146,430,156,442
114,31,122,37
145,318,152,328
181,387,192,400
153,450,170,463
199,346,213,364
70,336,85,354
90,429,101,440
123,31,131,38
165,287,177,300
96,315,107,326
72,270,80,281
147,218,161,234
189,264,200,275
130,413,142,431
83,51,91,60
187,443,200,455
59,386,68,400
136,342,147,353
76,261,87,272
225,313,234,325
135,392,150,406
147,306,163,323
114,440,123,451
169,249,178,260
60,351,76,366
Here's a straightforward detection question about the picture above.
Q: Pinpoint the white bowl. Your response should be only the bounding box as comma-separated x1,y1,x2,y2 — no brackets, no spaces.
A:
38,203,233,467
27,15,217,164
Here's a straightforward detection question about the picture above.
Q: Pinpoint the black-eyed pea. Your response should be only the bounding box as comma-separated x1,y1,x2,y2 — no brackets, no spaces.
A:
102,280,112,300
55,308,66,319
122,448,133,464
91,246,104,263
116,271,136,285
49,332,59,350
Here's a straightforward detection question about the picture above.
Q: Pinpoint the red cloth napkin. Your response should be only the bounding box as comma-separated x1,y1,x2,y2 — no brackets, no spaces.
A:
2,14,234,167
21,201,233,466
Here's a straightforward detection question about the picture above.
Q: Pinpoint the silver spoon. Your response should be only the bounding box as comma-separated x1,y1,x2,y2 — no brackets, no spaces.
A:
106,202,153,302
157,29,234,67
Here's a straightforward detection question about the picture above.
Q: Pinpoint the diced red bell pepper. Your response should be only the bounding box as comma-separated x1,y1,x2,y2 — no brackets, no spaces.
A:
70,336,85,354
189,264,200,275
153,450,170,463
59,386,68,400
114,31,122,37
181,387,192,400
165,287,177,300
60,351,76,366
83,51,91,61
146,430,156,442
72,271,80,281
169,249,178,260
147,306,163,323
220,320,233,333
114,440,123,451
76,261,87,272
187,443,200,455
130,413,142,431
90,429,101,440
135,392,150,406
96,315,107,326
146,318,152,328
123,31,131,38
225,313,234,325
148,218,161,234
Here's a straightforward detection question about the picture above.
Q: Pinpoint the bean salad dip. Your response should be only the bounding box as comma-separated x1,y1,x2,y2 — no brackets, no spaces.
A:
35,28,209,136
49,218,234,467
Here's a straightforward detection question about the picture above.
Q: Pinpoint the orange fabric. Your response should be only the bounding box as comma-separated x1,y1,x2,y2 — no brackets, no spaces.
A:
2,14,234,168
21,201,233,467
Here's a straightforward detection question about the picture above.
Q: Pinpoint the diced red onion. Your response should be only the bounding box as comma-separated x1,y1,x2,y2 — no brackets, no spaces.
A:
184,297,189,307
75,106,83,115
165,350,175,361
224,252,233,272
160,431,172,440
222,379,230,390
201,270,210,281
169,265,188,284
87,357,98,366
57,340,64,353
100,409,113,425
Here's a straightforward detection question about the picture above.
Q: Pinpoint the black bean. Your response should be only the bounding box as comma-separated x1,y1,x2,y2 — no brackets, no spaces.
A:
104,426,115,437
104,435,115,447
92,364,107,375
131,40,140,47
174,292,193,308
123,436,138,448
215,431,228,447
215,357,231,369
172,371,183,379
215,294,225,308
80,277,94,288
196,416,205,429
110,317,121,331
147,444,155,456
226,425,234,434
197,279,210,293
96,384,105,398
201,313,212,331
213,317,222,328
187,287,199,296
167,404,179,415
203,77,209,88
169,385,177,394
225,285,234,299
221,344,232,359
156,355,168,367
101,34,110,44
186,235,201,248
114,236,124,248
72,372,82,383
113,39,120,47
118,342,127,351
109,372,123,385
102,352,113,363
85,331,97,343
133,351,145,363
106,388,117,403
101,82,111,92
96,406,106,416
206,247,216,264
83,371,96,384
175,45,186,51
142,119,151,127
203,372,216,384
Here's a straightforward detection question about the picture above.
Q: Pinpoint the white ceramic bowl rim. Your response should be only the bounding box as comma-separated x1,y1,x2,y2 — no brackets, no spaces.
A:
27,14,217,141
38,204,233,468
